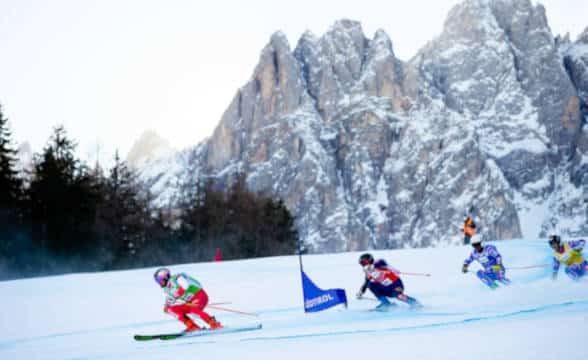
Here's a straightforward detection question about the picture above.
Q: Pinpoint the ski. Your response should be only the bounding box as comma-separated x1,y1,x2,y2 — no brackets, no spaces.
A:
134,333,183,341
134,323,262,341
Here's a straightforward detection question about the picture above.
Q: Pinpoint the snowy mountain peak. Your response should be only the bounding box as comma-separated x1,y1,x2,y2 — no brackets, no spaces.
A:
268,31,291,51
126,130,175,169
299,30,318,43
138,1,588,251
328,19,364,35
578,27,588,44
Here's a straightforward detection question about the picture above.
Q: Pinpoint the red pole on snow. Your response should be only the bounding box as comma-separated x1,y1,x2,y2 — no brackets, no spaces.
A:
214,248,222,262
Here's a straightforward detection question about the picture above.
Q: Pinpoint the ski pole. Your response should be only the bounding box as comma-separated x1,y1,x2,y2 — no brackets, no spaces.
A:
209,301,232,306
505,264,551,270
183,301,231,307
184,302,258,317
207,305,259,317
398,271,432,277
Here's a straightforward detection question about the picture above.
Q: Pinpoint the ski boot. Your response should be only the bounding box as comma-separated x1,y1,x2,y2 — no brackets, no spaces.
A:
398,294,423,309
406,297,424,310
374,297,394,312
183,318,201,332
205,316,223,330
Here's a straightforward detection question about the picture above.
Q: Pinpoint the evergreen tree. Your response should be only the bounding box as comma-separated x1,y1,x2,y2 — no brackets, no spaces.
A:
0,104,25,275
0,104,21,210
176,177,222,261
97,151,152,268
261,198,298,255
27,126,99,266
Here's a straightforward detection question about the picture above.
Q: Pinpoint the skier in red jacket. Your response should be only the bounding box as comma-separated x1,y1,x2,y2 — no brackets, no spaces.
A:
154,268,222,332
356,253,422,311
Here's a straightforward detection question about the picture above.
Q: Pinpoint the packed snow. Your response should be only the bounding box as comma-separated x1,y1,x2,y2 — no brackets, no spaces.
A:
1,239,587,359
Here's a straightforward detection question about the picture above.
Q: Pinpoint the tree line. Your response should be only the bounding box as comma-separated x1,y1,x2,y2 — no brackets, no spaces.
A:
0,104,299,280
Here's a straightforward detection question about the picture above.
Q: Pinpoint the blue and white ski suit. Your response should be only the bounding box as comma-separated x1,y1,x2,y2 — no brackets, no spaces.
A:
464,244,510,287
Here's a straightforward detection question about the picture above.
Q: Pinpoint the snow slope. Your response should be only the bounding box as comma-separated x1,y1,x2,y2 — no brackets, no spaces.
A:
1,239,587,359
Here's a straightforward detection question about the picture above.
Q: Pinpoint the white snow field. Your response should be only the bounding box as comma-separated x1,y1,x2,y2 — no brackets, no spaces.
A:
1,239,587,359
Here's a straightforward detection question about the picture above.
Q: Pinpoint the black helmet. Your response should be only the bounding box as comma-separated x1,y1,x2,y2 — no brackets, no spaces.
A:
548,234,561,247
359,253,374,266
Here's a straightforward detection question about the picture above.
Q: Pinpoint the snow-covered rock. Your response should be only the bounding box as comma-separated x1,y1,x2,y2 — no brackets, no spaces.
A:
126,130,204,207
138,0,588,252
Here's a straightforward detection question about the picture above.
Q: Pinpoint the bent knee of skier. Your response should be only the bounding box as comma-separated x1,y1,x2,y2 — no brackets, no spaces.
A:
167,306,189,320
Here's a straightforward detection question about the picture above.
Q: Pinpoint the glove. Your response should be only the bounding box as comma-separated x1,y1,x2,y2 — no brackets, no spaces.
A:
165,298,185,308
491,265,502,272
356,290,364,300
462,264,468,273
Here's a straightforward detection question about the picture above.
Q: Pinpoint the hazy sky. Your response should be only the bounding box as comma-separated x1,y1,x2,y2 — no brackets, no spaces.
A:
1,0,586,163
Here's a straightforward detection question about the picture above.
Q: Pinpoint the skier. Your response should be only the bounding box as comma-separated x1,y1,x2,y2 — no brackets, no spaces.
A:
548,235,587,280
356,253,422,311
153,268,222,332
462,235,510,289
462,216,476,245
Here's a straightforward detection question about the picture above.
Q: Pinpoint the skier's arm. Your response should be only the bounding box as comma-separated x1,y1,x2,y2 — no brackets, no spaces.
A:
463,253,474,268
569,239,585,252
174,275,191,297
462,255,473,273
490,247,503,265
357,278,369,299
165,275,192,305
488,246,503,271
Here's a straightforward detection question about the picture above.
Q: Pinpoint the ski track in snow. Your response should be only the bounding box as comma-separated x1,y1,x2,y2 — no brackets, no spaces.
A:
3,300,586,348
240,300,588,343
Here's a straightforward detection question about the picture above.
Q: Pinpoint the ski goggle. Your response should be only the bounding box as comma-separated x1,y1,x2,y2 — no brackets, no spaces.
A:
359,259,371,266
154,272,169,286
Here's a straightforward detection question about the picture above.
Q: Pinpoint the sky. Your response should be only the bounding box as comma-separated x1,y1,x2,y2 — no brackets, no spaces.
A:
0,0,586,164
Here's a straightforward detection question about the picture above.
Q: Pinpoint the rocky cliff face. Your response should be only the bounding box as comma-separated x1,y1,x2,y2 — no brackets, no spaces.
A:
141,0,588,252
560,26,588,236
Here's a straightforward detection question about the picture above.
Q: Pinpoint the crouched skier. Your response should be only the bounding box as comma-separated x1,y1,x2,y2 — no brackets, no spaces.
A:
356,253,422,311
153,268,223,332
462,235,511,289
549,235,587,280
